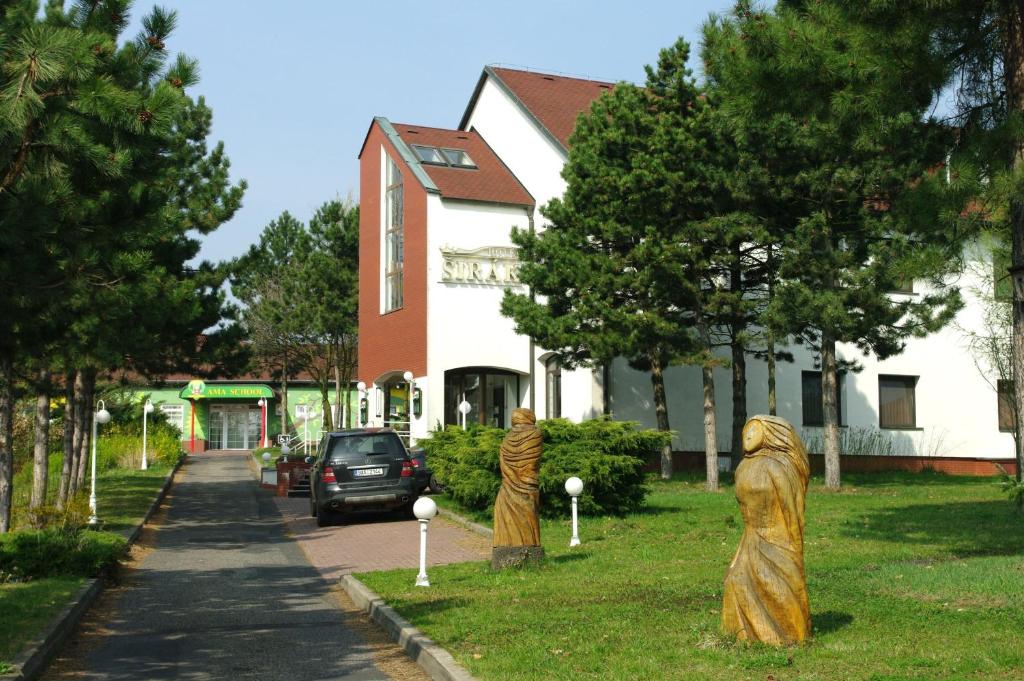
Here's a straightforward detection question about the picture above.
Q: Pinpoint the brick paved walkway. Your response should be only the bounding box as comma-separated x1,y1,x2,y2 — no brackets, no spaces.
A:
273,496,490,581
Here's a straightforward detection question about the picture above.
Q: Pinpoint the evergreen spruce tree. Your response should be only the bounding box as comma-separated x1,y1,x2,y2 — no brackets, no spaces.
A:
703,1,968,489
502,55,716,480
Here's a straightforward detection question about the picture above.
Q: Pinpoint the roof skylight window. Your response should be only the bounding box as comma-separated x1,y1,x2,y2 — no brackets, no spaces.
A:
441,148,476,168
411,145,446,165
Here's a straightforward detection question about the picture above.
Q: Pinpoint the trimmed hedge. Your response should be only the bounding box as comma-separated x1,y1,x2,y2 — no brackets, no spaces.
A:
422,418,670,518
0,528,126,580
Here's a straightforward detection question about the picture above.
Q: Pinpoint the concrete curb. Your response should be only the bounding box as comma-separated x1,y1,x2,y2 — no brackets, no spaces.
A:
0,456,186,681
339,574,477,681
437,507,493,539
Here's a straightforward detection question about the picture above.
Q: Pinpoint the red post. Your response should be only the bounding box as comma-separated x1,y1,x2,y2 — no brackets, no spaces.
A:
190,399,196,454
260,399,267,447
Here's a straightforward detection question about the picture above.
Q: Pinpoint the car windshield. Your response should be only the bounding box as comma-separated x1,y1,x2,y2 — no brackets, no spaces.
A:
328,433,404,460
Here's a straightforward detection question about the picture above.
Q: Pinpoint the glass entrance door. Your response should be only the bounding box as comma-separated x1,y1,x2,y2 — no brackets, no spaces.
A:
209,405,261,449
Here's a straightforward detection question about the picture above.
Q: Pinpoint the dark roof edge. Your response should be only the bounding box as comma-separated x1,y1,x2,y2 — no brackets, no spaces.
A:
459,66,568,154
440,195,535,210
358,117,440,194
376,117,440,194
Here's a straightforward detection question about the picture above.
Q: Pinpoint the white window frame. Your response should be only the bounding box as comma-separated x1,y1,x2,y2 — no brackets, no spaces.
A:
382,150,404,313
159,404,184,433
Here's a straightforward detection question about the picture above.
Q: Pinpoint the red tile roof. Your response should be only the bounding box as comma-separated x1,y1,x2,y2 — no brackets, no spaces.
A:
465,67,616,150
390,123,534,207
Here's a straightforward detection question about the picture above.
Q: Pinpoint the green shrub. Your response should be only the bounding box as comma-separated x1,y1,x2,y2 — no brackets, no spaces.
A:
95,423,183,470
0,527,126,579
422,417,668,517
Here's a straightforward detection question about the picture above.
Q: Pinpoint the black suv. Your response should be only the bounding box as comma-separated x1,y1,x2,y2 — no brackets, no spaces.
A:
308,429,418,526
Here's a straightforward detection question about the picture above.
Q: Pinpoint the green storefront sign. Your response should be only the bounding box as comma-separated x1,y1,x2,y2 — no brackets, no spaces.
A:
179,380,274,400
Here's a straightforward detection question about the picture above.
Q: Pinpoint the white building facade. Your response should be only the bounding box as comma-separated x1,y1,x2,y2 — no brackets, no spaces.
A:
358,66,1014,467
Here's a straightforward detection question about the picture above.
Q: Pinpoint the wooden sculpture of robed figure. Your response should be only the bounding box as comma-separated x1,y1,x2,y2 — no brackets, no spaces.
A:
722,415,811,645
491,407,544,569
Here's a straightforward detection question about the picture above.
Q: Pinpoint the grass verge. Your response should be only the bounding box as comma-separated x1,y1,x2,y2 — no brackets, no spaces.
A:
358,471,1024,680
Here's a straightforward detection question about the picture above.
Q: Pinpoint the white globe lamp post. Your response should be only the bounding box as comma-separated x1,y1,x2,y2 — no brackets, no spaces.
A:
141,400,154,471
458,400,471,431
565,476,584,547
88,400,111,526
413,497,438,587
281,441,290,461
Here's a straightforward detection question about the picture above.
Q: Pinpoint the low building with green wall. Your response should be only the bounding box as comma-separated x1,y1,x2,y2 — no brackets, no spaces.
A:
139,375,359,452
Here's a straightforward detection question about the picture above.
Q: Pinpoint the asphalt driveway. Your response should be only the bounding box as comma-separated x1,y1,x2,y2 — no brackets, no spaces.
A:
41,452,430,681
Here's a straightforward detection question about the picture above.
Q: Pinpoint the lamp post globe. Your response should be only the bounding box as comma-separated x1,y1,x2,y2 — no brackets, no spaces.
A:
357,381,367,392
565,476,584,497
96,406,111,425
413,496,437,520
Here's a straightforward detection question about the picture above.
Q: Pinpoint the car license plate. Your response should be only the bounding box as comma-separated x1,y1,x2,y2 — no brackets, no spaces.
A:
353,467,384,478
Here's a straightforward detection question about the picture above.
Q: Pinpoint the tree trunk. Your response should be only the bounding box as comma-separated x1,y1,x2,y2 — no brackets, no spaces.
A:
821,332,842,490
729,341,747,468
70,370,87,494
280,354,289,437
649,352,673,480
767,333,777,416
57,369,76,510
333,352,342,428
320,384,331,433
74,370,95,493
729,250,748,468
1006,2,1024,483
766,245,777,416
29,368,51,525
0,354,14,533
698,318,719,491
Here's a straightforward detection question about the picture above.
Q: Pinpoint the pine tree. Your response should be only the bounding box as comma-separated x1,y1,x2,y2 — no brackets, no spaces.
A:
502,62,715,480
703,1,968,489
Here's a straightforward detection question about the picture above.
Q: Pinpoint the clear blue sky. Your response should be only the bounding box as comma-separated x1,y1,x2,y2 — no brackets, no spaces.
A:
128,0,736,264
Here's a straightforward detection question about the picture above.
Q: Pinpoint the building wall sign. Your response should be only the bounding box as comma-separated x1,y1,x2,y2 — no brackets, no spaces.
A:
440,246,523,286
179,381,275,400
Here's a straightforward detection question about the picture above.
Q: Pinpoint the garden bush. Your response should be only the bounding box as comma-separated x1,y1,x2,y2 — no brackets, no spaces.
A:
0,527,126,579
95,424,183,470
422,417,669,517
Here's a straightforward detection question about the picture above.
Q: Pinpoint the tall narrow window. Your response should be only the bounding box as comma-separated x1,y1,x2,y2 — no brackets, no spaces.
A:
879,375,918,429
546,356,562,419
801,370,843,426
384,155,404,312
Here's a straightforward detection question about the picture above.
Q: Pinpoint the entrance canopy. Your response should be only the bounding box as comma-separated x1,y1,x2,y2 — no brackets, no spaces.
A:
179,380,274,400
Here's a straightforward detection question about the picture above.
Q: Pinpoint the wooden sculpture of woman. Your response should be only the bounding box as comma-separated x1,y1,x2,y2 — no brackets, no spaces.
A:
722,415,812,645
491,407,545,569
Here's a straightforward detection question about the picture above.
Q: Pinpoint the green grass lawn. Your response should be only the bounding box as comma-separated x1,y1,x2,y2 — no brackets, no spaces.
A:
0,577,84,663
0,462,175,667
358,472,1024,680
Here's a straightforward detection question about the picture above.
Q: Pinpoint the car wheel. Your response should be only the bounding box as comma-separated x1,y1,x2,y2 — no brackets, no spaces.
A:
402,498,418,520
429,475,444,494
315,507,339,528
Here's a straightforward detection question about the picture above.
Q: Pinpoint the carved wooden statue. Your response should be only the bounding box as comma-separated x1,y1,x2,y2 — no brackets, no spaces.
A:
722,415,812,645
491,407,545,569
